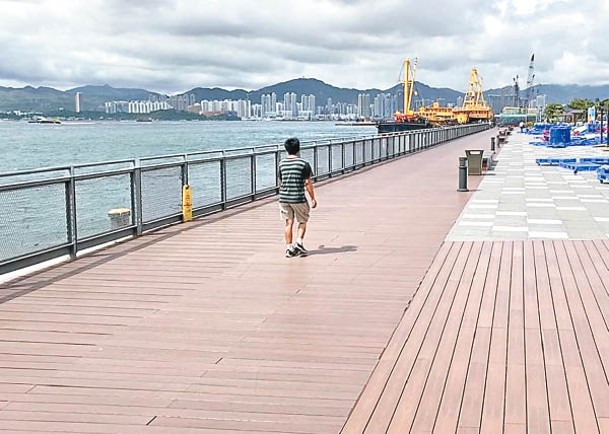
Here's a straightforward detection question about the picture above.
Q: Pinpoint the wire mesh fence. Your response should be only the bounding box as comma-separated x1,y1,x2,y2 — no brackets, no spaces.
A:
0,124,489,274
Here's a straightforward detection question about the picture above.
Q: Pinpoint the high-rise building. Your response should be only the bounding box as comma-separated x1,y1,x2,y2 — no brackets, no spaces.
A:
74,92,81,113
357,94,371,118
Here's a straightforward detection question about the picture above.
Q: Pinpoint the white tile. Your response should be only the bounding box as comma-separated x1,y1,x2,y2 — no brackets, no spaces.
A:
527,187,549,190
527,219,563,225
581,199,608,203
504,187,526,191
470,204,498,209
552,196,579,200
461,213,496,219
595,217,609,222
497,211,528,216
502,191,525,195
526,198,554,202
527,203,556,208
493,226,529,232
549,190,575,194
528,231,568,239
458,221,493,227
578,194,604,198
472,199,499,204
556,206,587,211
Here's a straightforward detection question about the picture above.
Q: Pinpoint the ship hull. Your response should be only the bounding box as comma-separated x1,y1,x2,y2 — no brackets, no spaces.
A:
376,121,431,134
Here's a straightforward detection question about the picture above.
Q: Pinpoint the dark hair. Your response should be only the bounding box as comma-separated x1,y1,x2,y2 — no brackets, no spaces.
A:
284,137,300,155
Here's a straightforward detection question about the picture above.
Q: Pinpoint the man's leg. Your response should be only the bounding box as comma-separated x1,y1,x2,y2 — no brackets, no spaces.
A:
293,203,310,254
285,218,294,244
297,222,307,241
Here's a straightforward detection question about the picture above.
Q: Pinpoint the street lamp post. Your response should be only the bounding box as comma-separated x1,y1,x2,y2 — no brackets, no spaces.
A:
601,105,605,146
596,98,604,146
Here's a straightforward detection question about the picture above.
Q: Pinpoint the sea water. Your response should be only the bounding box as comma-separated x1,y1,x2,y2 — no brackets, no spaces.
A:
0,120,376,173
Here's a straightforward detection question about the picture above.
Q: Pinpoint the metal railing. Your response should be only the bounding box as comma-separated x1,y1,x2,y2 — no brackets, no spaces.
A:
0,123,488,275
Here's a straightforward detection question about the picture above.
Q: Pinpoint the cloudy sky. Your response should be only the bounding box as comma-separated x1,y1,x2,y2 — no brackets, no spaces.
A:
0,0,607,94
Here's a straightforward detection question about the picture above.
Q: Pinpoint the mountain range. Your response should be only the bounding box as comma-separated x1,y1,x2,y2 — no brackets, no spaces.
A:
1,78,608,113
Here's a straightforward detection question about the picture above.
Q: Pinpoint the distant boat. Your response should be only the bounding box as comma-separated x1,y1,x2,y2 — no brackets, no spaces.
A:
376,118,431,133
136,118,153,123
28,117,61,124
376,58,433,134
335,121,376,126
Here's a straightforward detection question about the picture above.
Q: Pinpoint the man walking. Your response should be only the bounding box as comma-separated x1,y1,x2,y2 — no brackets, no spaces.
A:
278,137,317,258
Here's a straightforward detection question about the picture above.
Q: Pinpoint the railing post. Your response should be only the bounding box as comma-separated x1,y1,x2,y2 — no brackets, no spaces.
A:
328,145,333,177
251,149,257,197
220,151,227,209
65,166,77,259
133,158,143,236
181,154,189,186
275,147,281,184
313,146,319,179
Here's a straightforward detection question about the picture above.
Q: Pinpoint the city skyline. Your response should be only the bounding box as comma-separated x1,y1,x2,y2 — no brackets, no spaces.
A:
1,0,608,94
102,90,400,120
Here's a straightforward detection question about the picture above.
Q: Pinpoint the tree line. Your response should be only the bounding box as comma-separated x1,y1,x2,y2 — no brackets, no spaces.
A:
544,98,609,122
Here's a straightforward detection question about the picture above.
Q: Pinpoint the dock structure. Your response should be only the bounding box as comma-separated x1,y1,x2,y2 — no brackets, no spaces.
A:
2,129,609,433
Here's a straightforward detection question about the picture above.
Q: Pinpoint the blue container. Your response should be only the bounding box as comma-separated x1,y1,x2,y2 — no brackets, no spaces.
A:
549,126,571,145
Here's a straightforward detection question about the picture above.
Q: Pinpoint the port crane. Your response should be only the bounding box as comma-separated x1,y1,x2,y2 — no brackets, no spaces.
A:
452,67,494,124
523,54,536,109
393,58,417,120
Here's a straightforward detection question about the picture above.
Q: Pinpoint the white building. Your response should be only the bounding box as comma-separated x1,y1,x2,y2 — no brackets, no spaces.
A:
74,92,81,113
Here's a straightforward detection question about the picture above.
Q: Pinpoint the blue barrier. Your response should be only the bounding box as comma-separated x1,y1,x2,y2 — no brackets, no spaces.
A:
597,165,609,183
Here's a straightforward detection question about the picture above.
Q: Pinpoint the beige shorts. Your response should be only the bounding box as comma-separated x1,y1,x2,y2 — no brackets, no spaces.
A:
279,202,310,223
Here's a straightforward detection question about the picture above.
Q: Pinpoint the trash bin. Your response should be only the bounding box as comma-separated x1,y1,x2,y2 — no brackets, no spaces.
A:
465,149,484,175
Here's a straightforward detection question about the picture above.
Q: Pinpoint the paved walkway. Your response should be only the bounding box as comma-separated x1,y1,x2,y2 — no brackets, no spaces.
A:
448,132,609,240
4,129,609,433
0,130,488,433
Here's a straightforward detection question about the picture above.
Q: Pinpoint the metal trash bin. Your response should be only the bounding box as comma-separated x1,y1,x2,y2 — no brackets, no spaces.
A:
465,149,484,175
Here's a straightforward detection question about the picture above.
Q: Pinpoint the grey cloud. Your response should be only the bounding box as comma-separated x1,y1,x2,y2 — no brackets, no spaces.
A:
0,0,608,92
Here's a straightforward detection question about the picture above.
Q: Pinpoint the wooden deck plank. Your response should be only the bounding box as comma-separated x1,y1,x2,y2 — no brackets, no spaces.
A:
431,242,494,434
458,242,503,430
363,242,474,433
504,242,524,434
559,241,609,419
341,242,462,434
405,242,485,433
480,241,511,434
523,242,552,434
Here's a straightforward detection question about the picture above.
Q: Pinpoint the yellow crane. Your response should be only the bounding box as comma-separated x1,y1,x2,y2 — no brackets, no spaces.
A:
452,67,494,124
393,58,420,121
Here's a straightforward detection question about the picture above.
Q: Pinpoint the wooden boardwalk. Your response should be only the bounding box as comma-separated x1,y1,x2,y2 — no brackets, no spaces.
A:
342,239,609,434
2,128,607,433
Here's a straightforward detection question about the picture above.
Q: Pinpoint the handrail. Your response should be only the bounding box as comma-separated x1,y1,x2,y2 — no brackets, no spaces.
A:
0,123,490,276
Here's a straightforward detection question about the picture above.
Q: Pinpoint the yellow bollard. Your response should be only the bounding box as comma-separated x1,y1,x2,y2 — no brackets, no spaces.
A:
182,185,193,222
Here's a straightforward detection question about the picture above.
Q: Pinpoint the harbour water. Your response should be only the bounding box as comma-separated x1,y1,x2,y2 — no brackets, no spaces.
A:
0,120,377,173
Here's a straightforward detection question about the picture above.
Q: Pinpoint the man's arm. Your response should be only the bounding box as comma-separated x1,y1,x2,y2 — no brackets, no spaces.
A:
305,178,317,208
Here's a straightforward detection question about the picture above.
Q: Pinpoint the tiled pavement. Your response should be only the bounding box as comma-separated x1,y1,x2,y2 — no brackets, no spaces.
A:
448,132,609,240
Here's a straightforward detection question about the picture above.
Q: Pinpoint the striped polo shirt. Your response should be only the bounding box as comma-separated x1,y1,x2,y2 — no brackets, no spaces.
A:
278,157,313,203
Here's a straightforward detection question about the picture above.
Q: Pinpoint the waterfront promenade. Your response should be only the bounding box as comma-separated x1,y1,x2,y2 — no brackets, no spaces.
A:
1,128,609,433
